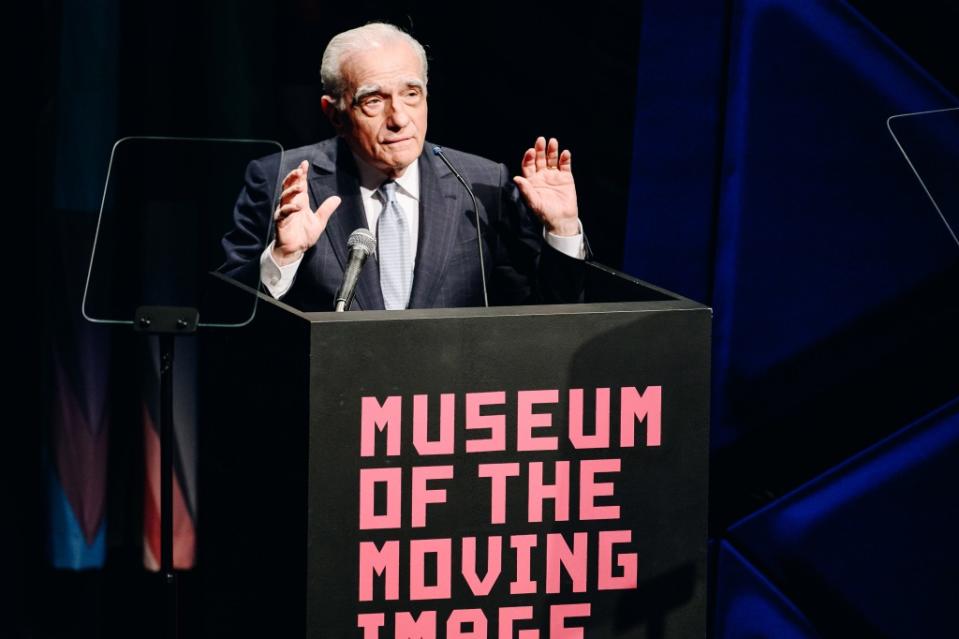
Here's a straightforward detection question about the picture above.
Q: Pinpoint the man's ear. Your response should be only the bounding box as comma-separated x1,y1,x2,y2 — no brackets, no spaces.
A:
321,95,345,132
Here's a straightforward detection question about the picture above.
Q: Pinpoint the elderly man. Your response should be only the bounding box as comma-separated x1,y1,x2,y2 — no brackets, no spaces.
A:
221,22,587,310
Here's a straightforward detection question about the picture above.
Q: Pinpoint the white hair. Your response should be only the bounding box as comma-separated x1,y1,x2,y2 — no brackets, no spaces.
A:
320,23,429,110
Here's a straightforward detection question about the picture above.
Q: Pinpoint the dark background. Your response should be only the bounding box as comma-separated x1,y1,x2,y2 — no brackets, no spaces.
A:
11,0,959,637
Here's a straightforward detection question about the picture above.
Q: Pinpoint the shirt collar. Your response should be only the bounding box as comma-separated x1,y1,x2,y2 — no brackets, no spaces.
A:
352,152,421,201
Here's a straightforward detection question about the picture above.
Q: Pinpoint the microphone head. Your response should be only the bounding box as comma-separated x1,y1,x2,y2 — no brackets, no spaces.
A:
347,228,376,256
431,145,443,156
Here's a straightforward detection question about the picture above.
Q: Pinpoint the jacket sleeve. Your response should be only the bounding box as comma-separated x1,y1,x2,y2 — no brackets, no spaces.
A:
217,153,281,290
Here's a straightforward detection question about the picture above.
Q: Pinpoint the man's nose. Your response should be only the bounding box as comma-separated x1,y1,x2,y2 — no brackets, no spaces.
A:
385,99,411,129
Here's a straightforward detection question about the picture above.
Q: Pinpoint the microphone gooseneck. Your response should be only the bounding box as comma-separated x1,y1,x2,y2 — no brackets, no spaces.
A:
432,146,489,307
334,228,377,312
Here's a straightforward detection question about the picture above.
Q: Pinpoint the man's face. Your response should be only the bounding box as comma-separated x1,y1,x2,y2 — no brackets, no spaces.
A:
328,41,428,178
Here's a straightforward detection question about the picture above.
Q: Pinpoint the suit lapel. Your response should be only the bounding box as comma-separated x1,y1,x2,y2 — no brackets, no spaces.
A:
408,151,460,309
308,140,385,311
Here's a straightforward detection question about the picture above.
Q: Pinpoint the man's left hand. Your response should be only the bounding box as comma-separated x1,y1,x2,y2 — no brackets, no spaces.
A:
513,136,580,236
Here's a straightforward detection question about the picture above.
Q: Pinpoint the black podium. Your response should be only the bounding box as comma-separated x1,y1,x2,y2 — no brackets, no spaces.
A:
199,264,710,639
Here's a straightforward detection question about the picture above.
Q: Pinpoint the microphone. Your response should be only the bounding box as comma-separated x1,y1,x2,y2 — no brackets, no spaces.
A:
334,228,377,312
432,146,489,307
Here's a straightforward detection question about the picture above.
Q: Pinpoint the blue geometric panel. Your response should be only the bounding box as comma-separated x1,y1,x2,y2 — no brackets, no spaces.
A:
711,0,959,450
713,540,819,638
728,399,959,637
623,3,729,303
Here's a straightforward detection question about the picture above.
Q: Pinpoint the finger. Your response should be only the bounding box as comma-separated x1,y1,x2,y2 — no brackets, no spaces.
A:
546,138,559,169
282,161,307,188
280,183,303,203
559,149,572,172
315,195,342,224
534,136,547,171
282,161,309,189
520,148,536,178
274,202,300,221
513,176,541,211
282,170,299,189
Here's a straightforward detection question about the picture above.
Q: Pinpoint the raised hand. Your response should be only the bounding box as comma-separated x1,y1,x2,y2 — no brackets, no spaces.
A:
272,160,341,265
513,136,579,236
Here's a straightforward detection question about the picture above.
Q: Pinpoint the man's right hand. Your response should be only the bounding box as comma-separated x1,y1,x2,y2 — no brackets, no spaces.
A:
271,160,341,266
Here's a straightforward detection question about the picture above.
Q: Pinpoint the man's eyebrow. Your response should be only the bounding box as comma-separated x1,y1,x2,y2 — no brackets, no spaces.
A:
352,84,381,104
353,79,426,104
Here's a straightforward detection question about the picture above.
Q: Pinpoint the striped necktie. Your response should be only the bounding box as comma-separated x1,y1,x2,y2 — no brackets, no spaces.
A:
377,181,413,309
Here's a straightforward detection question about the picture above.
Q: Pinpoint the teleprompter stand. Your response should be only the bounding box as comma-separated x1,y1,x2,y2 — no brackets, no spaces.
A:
81,137,283,639
132,305,199,639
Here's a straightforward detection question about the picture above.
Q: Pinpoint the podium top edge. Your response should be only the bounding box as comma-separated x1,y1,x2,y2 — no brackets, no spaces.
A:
288,299,711,324
211,271,711,324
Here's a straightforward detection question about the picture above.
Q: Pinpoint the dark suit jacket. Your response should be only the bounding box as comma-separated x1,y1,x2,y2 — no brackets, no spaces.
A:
220,137,585,311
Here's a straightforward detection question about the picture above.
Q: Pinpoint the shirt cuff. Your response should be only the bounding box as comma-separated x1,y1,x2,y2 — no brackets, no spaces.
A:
260,241,302,298
544,219,586,260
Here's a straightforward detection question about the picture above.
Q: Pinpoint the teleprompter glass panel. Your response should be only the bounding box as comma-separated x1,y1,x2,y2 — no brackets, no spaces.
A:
888,107,959,251
83,137,283,327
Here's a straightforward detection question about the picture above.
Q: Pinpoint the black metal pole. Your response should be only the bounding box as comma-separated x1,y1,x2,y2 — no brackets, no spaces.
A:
159,333,177,639
134,307,197,639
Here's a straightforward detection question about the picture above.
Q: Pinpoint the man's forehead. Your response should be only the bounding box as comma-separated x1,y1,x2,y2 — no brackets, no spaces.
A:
341,41,424,89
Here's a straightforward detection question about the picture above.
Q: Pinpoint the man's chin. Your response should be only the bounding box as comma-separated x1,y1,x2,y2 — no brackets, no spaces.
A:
380,146,424,175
